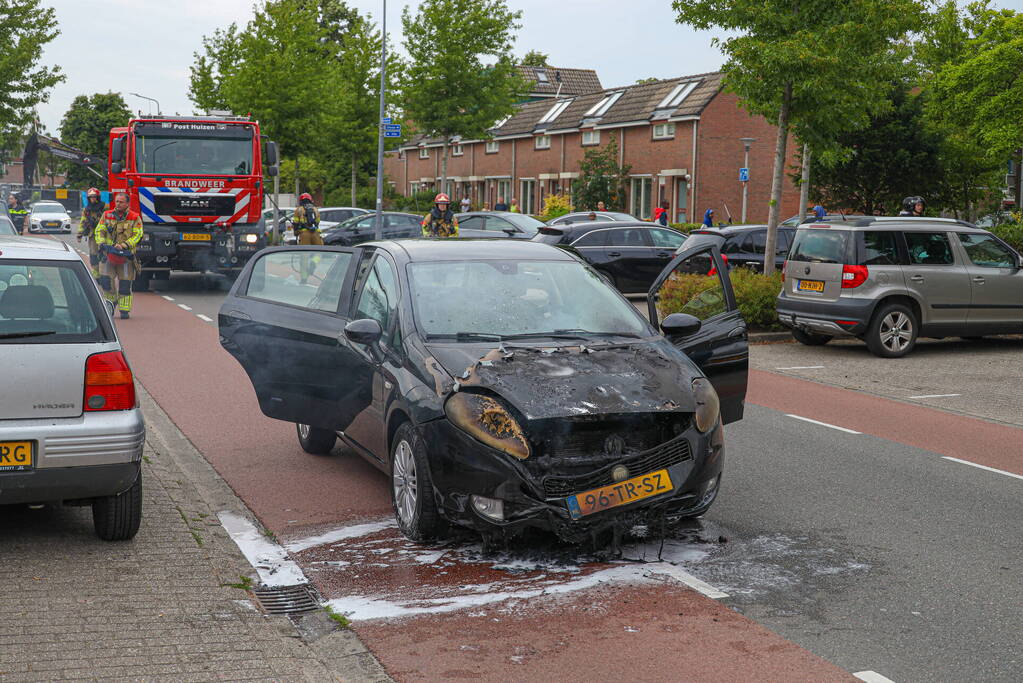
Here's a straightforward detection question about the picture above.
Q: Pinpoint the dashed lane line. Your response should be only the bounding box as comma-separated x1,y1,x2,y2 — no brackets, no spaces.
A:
196,314,214,323
908,393,961,399
775,365,825,370
177,304,193,311
942,456,1023,482
854,671,897,683
161,295,174,301
645,562,729,599
785,414,862,435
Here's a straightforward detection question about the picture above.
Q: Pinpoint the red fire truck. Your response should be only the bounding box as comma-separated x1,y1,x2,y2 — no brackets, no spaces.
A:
106,114,279,288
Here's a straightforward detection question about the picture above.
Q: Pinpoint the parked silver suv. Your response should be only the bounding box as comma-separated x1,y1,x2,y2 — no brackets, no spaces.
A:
0,236,145,539
777,217,1023,357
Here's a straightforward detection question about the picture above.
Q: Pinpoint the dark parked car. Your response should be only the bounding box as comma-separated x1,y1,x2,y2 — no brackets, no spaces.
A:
533,221,686,293
679,225,797,273
455,212,546,239
322,212,422,246
547,211,638,226
219,239,748,543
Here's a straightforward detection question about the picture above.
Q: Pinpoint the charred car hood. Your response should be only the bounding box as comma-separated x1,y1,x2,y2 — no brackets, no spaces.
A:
425,340,698,421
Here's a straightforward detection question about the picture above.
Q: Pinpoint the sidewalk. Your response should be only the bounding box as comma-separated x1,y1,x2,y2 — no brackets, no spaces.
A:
0,385,390,683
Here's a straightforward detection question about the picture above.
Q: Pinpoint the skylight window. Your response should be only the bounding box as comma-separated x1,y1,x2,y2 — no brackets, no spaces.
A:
657,81,699,109
584,91,623,117
493,115,511,129
538,98,573,124
535,69,550,83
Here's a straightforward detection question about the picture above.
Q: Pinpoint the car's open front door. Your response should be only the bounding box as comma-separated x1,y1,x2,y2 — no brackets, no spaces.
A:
647,243,748,423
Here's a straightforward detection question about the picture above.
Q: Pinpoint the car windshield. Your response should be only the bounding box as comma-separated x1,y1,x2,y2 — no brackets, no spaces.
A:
789,228,851,264
31,203,65,214
0,261,108,343
408,259,649,339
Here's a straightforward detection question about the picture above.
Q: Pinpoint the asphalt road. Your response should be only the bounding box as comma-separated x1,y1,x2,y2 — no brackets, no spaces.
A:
47,238,1023,680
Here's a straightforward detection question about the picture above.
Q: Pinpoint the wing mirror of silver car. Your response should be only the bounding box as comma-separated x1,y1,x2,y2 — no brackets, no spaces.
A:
344,318,383,345
660,312,702,337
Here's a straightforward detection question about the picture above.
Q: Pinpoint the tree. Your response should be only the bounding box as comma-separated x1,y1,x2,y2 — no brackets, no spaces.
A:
635,77,660,85
807,87,942,215
0,1,64,133
572,136,631,211
58,93,132,188
401,0,526,190
673,0,925,273
521,50,549,67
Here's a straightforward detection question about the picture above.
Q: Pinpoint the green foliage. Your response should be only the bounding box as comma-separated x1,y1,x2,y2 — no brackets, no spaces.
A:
278,156,328,199
669,222,705,234
658,269,784,331
0,0,64,132
521,50,549,67
635,77,660,85
540,193,572,221
989,223,1023,253
389,188,438,213
58,93,131,188
572,136,631,212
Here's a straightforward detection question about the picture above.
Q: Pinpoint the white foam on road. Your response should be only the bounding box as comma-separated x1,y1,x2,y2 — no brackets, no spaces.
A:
854,671,897,683
786,414,861,434
218,511,308,587
942,456,1023,481
284,519,398,553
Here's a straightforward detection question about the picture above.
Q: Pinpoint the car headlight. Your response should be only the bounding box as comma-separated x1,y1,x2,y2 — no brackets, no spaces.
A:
445,392,530,460
244,233,258,244
692,378,720,433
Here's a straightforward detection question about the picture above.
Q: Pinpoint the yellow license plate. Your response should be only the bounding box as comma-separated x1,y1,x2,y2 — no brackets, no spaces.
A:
798,279,825,292
0,441,33,471
181,233,211,241
567,469,673,519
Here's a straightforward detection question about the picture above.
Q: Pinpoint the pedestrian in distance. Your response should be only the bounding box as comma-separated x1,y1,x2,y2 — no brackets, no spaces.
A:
494,196,508,211
587,212,597,221
460,195,471,213
597,201,606,211
813,204,826,220
95,192,143,319
653,200,670,226
421,193,460,238
899,196,926,217
77,188,106,278
7,194,27,234
509,197,520,213
703,208,715,228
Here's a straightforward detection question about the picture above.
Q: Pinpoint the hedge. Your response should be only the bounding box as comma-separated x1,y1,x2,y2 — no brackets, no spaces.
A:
990,223,1023,252
657,267,784,331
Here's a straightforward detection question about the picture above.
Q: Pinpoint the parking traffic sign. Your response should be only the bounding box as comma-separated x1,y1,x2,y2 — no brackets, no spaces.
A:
739,167,749,182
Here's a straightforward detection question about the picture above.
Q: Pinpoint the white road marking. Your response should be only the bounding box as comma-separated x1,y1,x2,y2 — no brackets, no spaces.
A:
942,457,1023,481
908,393,961,399
854,671,897,683
161,295,174,301
177,304,192,311
785,414,862,434
775,365,825,370
645,562,729,599
196,314,214,323
217,511,309,588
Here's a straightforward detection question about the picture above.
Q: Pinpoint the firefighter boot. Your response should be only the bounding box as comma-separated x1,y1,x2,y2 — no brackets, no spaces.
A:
118,279,133,319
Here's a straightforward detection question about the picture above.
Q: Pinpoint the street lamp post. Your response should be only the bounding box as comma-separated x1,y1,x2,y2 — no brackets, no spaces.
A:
130,93,161,116
374,0,388,241
740,137,756,224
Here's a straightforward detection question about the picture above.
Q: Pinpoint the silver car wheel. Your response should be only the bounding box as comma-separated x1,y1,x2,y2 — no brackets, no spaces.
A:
298,423,311,440
392,440,418,525
880,312,912,353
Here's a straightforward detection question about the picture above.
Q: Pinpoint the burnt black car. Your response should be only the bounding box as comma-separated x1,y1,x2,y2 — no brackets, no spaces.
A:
322,212,422,246
533,221,686,293
219,239,747,543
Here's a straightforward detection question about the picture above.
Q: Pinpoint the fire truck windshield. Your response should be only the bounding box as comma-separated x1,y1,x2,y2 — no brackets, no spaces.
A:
134,131,254,176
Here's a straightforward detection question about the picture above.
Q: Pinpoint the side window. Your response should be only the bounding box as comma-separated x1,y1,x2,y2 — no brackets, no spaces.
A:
486,217,515,232
861,231,900,265
320,210,338,222
776,230,793,255
607,228,650,247
650,229,685,249
652,249,728,323
458,215,484,231
572,230,608,247
354,217,374,231
905,232,954,265
246,251,352,312
722,236,742,255
353,255,400,342
957,233,1016,268
743,231,766,255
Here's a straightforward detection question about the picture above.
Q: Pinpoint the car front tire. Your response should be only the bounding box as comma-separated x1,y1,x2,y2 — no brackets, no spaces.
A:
93,471,142,541
390,422,445,542
791,328,832,346
866,303,918,358
296,423,336,455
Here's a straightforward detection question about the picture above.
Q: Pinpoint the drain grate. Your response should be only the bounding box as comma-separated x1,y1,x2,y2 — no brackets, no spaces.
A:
252,584,319,615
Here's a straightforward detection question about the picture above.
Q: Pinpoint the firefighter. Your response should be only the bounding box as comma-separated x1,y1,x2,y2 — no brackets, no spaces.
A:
292,193,322,245
421,193,459,238
7,194,28,234
95,192,144,319
77,188,106,278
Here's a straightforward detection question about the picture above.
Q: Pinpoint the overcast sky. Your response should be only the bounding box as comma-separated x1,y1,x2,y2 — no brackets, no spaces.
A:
36,0,1023,137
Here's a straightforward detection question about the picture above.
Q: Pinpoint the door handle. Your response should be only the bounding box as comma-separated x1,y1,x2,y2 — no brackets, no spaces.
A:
656,251,673,258
909,275,924,283
607,251,622,257
728,326,747,339
972,276,985,284
226,309,251,320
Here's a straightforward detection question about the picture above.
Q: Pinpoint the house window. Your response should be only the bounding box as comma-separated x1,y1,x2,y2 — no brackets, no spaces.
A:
497,179,511,206
630,177,652,220
451,144,464,156
657,81,699,109
410,182,421,195
419,147,429,159
486,140,500,154
582,130,601,146
535,69,550,83
584,91,623,117
539,99,574,124
520,179,537,215
535,135,551,150
653,123,676,140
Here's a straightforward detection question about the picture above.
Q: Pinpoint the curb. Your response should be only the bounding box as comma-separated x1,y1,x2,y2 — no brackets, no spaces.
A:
749,330,793,344
138,382,393,683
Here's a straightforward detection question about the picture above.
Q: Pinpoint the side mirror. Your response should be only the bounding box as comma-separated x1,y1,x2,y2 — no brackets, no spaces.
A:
344,318,382,345
111,162,122,174
266,141,279,177
660,312,702,337
111,136,125,162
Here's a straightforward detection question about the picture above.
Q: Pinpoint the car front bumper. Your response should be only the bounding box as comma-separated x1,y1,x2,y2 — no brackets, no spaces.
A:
776,293,875,336
419,418,724,543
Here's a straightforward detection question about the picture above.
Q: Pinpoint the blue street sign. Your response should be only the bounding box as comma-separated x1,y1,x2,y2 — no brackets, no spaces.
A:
382,117,392,124
384,131,401,138
739,167,750,182
384,124,402,132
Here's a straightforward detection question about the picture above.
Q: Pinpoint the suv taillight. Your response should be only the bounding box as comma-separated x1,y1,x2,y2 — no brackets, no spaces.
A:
781,260,787,282
85,351,135,411
841,264,868,288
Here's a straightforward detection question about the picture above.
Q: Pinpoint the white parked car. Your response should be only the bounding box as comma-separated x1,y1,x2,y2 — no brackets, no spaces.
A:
28,201,73,234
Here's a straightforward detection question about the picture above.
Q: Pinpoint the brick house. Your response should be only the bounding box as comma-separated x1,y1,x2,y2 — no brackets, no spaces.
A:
385,71,801,224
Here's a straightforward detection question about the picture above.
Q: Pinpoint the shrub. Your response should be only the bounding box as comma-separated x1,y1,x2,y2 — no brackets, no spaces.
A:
669,222,705,234
989,223,1023,253
540,194,573,221
657,267,784,331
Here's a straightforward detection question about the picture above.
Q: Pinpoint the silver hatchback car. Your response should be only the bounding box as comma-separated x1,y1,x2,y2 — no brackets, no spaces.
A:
777,218,1023,357
0,236,144,539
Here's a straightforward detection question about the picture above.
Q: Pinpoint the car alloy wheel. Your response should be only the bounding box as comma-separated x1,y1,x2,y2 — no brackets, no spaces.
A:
866,302,918,358
389,422,445,541
392,439,418,526
295,422,336,454
879,311,913,353
298,423,310,440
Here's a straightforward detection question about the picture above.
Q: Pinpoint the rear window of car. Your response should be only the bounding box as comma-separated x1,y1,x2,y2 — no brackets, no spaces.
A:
858,231,901,265
789,228,851,264
905,232,954,265
533,229,565,245
0,260,110,344
31,203,65,214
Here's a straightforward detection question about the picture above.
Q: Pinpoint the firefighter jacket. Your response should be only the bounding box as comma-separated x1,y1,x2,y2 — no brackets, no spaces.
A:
421,207,459,238
79,202,106,237
292,202,320,230
95,208,144,251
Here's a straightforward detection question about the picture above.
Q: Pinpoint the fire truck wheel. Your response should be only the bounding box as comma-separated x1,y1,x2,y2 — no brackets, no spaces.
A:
133,271,152,292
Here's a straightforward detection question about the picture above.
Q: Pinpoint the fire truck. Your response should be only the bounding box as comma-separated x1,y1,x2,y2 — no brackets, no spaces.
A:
106,114,279,288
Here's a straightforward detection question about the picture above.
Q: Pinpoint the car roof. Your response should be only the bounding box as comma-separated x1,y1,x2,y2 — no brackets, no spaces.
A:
0,235,77,259
383,238,577,262
544,220,660,235
796,216,983,232
320,206,367,211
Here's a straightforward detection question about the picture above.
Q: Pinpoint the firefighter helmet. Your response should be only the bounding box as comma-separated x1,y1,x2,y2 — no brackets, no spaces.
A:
299,192,313,202
86,187,101,198
434,193,450,204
